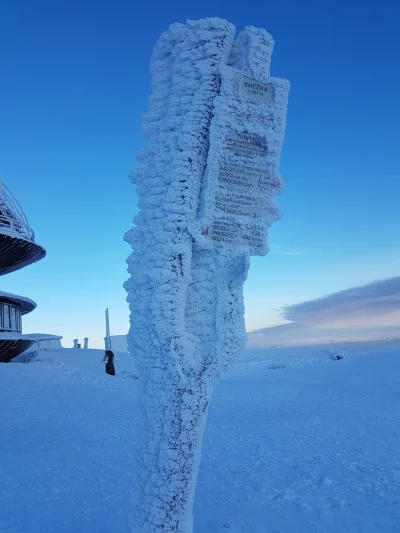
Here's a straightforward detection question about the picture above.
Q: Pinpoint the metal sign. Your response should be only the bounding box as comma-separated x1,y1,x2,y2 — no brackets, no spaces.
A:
202,66,290,256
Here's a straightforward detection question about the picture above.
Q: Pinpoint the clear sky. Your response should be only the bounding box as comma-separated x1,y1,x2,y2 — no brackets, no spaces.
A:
1,0,399,348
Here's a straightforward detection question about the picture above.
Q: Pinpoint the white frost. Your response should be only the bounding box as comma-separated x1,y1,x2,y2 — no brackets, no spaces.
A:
125,18,289,533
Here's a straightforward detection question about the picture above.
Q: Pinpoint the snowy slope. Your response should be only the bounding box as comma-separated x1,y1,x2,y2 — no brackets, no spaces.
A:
27,347,139,377
0,343,399,533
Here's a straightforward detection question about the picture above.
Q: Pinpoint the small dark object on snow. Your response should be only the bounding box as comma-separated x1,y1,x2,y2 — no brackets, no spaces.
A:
102,350,116,375
325,350,345,361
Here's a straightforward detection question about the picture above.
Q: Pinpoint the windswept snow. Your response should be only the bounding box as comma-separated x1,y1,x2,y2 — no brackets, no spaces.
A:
1,343,399,533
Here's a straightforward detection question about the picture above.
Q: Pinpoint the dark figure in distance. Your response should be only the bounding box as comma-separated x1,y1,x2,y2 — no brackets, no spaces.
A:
102,350,115,376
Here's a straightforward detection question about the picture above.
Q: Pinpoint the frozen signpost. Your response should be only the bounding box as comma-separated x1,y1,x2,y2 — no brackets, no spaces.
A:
125,18,290,533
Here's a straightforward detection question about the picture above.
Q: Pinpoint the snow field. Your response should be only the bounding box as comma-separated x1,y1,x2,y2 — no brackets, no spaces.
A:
1,342,399,533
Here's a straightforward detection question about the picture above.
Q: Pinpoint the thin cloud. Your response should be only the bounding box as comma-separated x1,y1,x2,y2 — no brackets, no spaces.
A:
247,277,400,347
284,276,400,325
279,251,304,256
271,245,306,256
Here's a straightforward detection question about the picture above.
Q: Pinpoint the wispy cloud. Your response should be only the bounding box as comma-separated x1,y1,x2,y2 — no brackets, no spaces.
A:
283,277,400,324
278,251,304,256
271,245,306,256
247,277,400,347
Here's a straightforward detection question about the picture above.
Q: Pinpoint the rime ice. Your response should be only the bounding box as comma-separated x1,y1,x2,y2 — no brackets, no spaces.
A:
124,18,289,533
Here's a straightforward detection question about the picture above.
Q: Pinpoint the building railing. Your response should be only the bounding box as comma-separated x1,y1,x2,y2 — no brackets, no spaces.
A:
0,181,35,242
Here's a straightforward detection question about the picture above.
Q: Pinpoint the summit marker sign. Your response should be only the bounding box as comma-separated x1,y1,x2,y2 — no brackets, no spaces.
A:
242,76,275,103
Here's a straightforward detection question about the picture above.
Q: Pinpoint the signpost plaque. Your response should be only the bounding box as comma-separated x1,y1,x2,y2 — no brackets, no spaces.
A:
202,65,290,256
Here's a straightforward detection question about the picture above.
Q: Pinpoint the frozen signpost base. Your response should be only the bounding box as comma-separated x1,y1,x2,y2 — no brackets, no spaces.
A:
124,18,290,533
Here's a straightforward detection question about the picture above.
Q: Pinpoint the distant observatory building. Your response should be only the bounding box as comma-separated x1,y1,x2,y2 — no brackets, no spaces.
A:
0,181,56,361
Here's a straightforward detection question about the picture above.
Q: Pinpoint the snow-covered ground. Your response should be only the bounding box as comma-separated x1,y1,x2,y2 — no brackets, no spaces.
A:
1,342,399,533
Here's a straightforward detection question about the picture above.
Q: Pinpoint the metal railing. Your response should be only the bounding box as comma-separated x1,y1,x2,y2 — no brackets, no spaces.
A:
0,180,35,242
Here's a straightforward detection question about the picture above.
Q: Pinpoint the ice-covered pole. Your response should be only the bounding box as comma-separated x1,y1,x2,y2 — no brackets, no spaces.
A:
104,308,111,350
125,18,289,533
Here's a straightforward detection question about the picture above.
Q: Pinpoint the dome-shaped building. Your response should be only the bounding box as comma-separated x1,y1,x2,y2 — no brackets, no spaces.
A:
0,180,47,362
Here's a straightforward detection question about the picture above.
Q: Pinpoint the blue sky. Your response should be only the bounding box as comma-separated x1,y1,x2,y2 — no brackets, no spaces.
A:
1,0,399,348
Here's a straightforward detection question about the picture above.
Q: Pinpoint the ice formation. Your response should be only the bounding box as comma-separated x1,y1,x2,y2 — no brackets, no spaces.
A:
125,17,289,533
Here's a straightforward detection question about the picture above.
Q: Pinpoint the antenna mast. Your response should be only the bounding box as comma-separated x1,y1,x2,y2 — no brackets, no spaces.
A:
105,308,111,350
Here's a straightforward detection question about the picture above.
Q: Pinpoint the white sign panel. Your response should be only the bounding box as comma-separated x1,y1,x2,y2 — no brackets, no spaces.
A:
201,65,290,256
242,76,275,104
218,161,282,195
210,219,266,255
225,132,268,158
215,190,261,218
